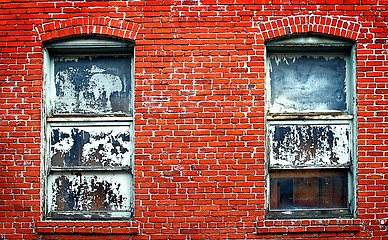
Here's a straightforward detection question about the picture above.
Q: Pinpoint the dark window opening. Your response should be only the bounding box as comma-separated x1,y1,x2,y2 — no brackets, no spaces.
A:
270,169,348,210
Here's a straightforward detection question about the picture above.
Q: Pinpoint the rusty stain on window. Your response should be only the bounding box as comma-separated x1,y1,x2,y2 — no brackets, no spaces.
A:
50,126,132,168
53,56,131,115
48,172,132,214
269,124,350,167
268,55,347,113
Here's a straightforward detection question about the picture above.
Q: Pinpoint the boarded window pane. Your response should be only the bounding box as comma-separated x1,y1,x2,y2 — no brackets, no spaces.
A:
49,125,132,168
53,56,131,115
268,123,350,167
47,171,133,215
269,55,347,113
269,169,348,210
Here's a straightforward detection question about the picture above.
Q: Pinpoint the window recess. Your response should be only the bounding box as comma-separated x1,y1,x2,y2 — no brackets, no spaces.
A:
265,35,356,219
43,38,135,220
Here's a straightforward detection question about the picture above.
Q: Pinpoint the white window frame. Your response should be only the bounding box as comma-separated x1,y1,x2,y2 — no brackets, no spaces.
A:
42,37,135,220
265,34,357,219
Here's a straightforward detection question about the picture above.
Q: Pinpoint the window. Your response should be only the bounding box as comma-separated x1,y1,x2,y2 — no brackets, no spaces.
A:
43,38,135,220
265,35,356,219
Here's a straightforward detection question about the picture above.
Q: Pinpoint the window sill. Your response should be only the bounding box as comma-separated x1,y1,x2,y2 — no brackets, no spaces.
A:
257,219,363,234
35,220,139,235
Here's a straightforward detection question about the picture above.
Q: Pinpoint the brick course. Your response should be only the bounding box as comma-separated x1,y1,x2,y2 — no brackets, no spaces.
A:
0,0,388,239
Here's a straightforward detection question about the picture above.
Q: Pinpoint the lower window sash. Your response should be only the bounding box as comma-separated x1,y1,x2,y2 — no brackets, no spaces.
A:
268,169,351,218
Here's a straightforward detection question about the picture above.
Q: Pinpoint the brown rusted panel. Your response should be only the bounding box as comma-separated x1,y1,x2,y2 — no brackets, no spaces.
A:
319,175,348,208
293,177,319,208
269,169,348,210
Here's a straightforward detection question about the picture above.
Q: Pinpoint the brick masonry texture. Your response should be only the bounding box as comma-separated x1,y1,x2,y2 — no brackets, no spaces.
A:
1,0,388,239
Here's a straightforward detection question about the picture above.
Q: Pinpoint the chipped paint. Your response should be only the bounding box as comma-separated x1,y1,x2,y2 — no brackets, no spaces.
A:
48,172,132,213
269,124,350,167
50,126,132,167
268,55,347,113
53,56,131,115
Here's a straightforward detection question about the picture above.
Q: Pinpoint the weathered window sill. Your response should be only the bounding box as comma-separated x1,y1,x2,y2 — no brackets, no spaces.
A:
35,220,139,235
257,219,363,234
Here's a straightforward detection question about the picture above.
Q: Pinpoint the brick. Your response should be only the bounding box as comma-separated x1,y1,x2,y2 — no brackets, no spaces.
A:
0,0,387,239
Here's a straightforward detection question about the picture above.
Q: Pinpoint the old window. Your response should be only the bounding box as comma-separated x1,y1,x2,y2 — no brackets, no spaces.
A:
265,35,356,219
43,38,135,220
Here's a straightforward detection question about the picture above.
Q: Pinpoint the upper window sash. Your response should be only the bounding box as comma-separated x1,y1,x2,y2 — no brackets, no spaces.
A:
50,55,132,116
44,38,134,118
265,35,356,117
266,52,351,115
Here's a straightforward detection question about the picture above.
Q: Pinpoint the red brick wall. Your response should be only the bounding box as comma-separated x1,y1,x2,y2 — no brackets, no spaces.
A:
1,0,387,239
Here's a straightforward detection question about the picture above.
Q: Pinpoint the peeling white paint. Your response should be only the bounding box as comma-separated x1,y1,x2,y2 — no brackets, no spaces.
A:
81,127,131,166
50,126,132,167
82,65,124,113
48,172,132,212
269,123,351,167
51,127,74,154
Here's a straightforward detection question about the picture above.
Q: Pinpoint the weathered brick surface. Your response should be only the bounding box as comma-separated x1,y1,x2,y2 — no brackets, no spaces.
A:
0,0,387,239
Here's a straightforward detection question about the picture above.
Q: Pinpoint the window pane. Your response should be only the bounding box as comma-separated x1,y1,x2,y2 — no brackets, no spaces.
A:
53,56,131,115
269,55,347,113
47,171,133,215
269,170,348,210
268,123,351,167
49,125,132,168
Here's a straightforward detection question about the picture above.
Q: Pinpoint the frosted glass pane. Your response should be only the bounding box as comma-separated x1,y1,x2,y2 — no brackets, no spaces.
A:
53,56,131,115
269,55,347,113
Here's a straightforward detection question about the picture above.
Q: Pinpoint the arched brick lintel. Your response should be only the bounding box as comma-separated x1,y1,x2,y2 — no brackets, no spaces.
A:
258,15,361,41
34,17,141,42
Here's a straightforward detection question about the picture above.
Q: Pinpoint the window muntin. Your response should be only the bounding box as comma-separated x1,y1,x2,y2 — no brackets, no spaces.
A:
44,38,134,220
265,35,356,219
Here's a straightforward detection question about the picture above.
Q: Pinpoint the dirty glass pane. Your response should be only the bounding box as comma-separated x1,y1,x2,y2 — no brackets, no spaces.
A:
269,169,348,210
53,56,131,115
47,171,133,214
269,55,347,113
268,123,350,167
49,125,132,168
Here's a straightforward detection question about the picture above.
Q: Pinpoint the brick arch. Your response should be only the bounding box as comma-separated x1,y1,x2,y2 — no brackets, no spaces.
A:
257,15,361,41
34,17,141,42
